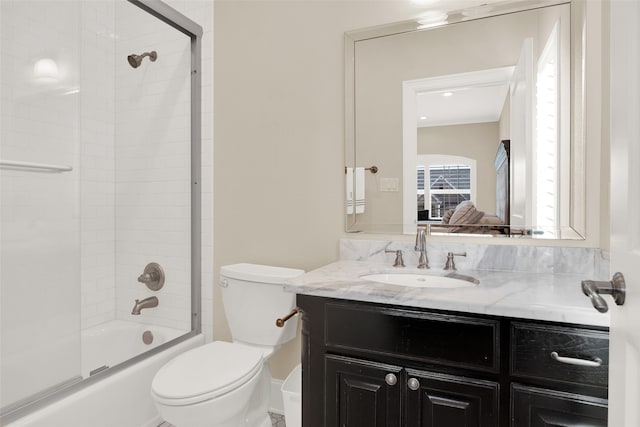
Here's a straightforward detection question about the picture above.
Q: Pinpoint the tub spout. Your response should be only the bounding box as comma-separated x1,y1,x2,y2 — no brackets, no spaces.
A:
131,296,159,315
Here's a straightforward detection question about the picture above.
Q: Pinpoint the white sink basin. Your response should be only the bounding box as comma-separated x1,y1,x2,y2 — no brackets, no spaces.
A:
360,273,478,289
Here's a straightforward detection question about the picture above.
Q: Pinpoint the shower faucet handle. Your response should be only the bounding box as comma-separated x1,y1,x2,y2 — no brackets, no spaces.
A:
138,272,159,283
138,262,165,291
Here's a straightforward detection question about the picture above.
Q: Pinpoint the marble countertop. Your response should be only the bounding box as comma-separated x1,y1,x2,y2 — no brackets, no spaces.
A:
285,261,610,328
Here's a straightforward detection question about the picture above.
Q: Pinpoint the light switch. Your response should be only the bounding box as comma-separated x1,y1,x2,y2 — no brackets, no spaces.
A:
379,177,400,192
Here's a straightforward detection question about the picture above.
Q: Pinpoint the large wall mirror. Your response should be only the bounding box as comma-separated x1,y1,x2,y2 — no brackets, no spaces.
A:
345,0,586,239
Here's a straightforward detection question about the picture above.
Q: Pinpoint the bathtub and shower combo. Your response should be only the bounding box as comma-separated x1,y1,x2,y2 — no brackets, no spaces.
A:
0,1,207,426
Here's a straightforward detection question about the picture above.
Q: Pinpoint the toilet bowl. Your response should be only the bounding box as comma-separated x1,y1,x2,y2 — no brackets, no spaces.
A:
152,342,266,427
151,263,304,427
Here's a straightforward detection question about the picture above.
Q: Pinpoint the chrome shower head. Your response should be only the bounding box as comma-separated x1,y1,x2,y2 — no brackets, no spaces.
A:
127,51,157,68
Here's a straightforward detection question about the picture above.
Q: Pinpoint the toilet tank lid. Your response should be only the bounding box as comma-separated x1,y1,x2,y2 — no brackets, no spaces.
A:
220,263,304,284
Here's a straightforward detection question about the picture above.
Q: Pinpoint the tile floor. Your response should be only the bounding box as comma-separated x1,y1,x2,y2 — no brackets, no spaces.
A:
158,412,286,427
271,412,286,427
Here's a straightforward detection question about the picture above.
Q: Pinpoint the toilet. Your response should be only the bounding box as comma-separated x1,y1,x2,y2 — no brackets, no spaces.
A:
151,263,304,427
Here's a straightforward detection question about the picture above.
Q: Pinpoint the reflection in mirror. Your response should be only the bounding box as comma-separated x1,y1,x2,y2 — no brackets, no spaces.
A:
345,1,585,239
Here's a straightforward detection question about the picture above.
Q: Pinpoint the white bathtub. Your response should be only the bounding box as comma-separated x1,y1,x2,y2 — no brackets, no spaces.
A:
81,320,186,378
6,321,204,427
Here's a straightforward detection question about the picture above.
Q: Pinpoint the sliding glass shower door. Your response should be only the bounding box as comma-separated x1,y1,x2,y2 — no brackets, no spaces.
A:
0,0,82,410
0,0,202,418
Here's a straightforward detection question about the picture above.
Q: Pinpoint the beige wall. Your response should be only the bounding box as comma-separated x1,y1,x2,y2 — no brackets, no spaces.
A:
214,0,428,380
214,0,609,380
418,123,499,214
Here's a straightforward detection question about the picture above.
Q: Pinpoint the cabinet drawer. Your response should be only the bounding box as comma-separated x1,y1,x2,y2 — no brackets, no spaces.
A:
511,322,609,388
511,383,608,427
325,302,500,372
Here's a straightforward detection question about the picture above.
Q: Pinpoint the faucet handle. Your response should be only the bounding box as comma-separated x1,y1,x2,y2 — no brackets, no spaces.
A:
443,252,467,271
385,249,405,267
137,262,165,291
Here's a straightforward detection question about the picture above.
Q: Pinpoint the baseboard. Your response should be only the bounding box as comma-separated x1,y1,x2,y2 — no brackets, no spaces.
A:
269,378,285,415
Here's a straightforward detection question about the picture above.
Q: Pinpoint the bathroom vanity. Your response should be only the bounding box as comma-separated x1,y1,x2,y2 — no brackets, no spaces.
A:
286,260,610,427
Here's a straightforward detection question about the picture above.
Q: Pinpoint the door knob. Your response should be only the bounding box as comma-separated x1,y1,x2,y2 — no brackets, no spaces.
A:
581,272,626,313
385,373,397,386
407,377,420,391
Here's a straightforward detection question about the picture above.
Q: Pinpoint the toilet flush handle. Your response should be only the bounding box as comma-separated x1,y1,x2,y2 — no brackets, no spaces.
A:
276,308,300,327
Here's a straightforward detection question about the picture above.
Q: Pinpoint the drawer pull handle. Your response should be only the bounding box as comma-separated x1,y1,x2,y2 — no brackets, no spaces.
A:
550,351,603,367
385,373,397,386
407,377,420,391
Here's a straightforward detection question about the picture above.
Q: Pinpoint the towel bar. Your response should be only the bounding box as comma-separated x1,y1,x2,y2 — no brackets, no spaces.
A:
0,160,73,172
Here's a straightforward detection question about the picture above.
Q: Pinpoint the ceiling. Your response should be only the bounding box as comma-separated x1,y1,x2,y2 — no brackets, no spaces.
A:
416,82,510,128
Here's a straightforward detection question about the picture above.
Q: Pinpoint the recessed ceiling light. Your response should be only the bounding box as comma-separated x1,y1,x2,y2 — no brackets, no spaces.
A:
420,116,428,120
33,58,59,83
462,5,495,18
416,11,448,29
442,92,453,97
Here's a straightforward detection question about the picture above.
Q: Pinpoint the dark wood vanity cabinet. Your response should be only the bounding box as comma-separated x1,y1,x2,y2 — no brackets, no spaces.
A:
297,294,609,427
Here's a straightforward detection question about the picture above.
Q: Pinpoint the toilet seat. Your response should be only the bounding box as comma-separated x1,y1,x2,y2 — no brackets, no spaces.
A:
151,341,264,406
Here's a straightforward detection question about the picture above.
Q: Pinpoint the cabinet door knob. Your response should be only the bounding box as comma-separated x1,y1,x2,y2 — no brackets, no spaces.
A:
407,377,420,391
385,373,397,386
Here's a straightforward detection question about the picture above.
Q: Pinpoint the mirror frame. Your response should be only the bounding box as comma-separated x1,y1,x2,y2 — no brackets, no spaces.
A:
344,0,586,239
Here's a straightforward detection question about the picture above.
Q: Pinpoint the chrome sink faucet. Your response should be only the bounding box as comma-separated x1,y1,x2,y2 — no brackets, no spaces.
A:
131,296,159,315
415,227,429,269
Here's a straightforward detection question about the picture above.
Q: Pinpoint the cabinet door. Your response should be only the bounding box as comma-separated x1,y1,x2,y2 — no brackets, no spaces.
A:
325,355,402,427
511,384,608,427
405,369,499,427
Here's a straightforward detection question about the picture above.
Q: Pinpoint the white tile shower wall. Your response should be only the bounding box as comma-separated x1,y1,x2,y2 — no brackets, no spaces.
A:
80,0,117,330
114,1,213,339
114,1,190,331
340,239,610,279
0,0,81,407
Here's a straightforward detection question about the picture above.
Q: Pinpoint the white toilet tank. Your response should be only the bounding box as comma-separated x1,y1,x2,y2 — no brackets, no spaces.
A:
220,263,304,347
